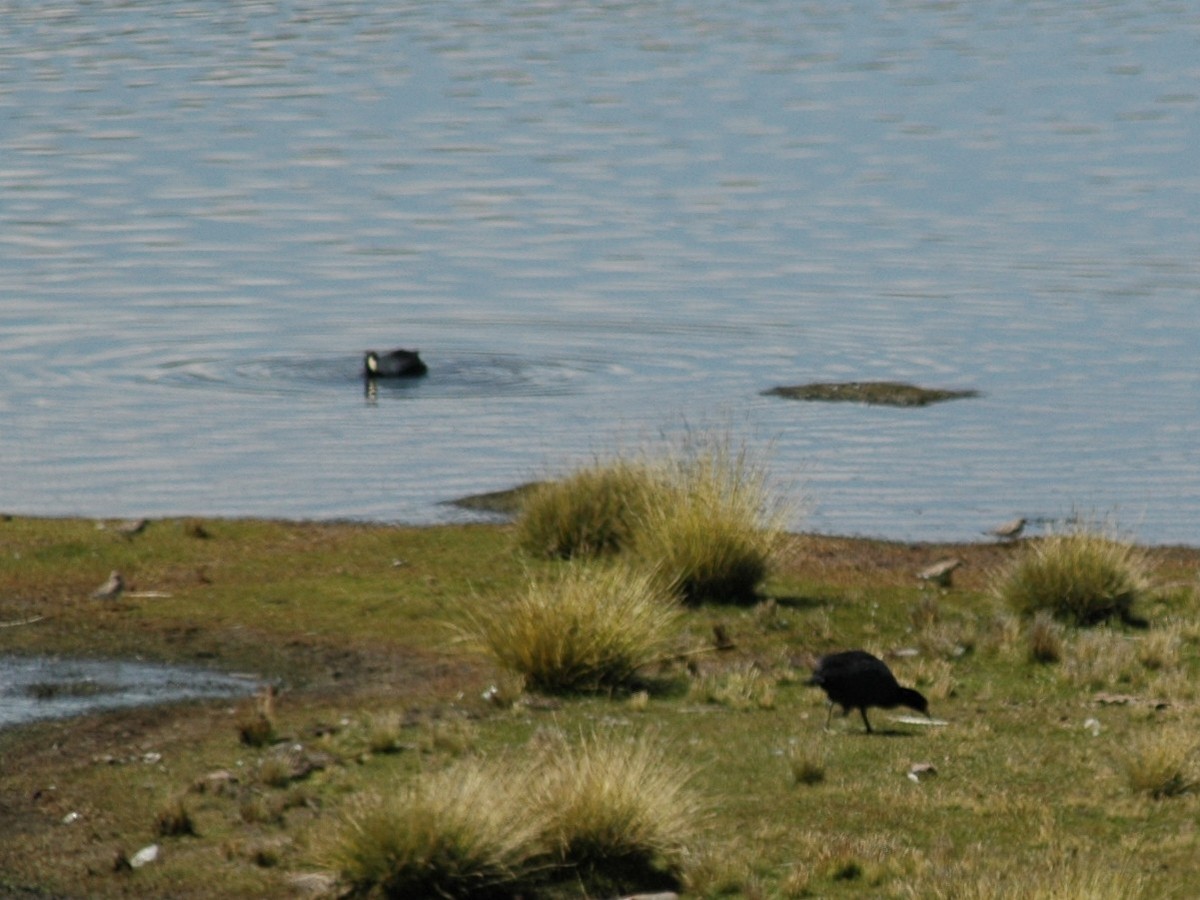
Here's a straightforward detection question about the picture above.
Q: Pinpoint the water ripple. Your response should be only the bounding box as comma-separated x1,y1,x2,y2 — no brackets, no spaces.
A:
147,351,608,399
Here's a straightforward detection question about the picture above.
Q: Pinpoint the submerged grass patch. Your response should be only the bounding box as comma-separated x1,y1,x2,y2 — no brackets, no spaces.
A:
762,380,979,407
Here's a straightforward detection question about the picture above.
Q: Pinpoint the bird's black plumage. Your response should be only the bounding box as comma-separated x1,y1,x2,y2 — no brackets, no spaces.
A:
806,650,929,733
363,348,428,378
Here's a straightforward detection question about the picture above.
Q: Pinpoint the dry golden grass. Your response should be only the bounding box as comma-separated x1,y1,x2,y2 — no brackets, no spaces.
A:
326,730,700,897
633,436,787,605
1027,610,1065,663
688,663,779,710
903,853,1153,899
1061,627,1139,689
993,527,1153,625
1121,725,1199,799
515,458,666,559
154,795,197,838
531,730,702,878
464,563,682,693
786,742,827,786
515,433,787,606
327,759,544,898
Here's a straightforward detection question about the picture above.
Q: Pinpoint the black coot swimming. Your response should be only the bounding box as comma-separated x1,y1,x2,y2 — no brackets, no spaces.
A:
363,349,428,378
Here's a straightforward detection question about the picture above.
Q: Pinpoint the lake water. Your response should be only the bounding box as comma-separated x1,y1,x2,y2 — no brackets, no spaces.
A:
2,1,1199,545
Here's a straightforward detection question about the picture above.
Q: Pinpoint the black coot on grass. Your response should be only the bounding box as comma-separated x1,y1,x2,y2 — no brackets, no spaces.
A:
363,349,428,378
807,650,929,733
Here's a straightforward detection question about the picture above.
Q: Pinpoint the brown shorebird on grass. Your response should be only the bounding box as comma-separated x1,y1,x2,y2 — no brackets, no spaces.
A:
985,517,1026,541
91,571,125,601
918,557,963,588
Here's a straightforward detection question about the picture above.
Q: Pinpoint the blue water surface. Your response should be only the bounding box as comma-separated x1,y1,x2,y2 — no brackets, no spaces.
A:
2,1,1198,543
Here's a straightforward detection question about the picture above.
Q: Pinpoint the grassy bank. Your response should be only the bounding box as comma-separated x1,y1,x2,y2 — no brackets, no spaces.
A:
1,515,1199,898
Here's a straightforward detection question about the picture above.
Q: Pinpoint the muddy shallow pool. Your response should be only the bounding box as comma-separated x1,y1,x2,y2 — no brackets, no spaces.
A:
0,656,260,730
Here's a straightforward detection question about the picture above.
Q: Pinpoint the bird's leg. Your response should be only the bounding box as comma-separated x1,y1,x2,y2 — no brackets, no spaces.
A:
824,702,835,730
860,708,874,734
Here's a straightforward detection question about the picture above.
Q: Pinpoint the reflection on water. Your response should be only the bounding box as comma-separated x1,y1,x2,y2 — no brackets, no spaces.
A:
0,656,258,729
1,2,1198,543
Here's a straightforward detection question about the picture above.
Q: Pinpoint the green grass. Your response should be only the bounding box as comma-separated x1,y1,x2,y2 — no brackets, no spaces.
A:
1,518,1200,898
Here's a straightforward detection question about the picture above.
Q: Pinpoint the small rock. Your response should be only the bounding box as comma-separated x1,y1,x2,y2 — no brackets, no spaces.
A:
1083,718,1101,737
62,811,81,825
129,844,159,869
907,762,938,783
269,744,335,782
286,872,339,896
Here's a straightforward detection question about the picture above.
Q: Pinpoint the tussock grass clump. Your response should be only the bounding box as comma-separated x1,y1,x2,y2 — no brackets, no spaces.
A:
466,564,681,693
1122,727,1199,799
532,731,701,883
364,712,407,755
329,760,543,899
329,732,699,897
689,663,778,710
237,684,278,748
993,527,1152,626
633,438,785,605
907,854,1152,899
515,459,666,559
1137,623,1182,672
787,744,827,786
1027,610,1065,663
155,796,197,837
1062,628,1139,689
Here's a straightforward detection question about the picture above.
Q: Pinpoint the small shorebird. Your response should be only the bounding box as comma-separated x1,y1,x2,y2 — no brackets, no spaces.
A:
918,557,963,588
117,518,148,538
91,570,125,601
985,517,1026,540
